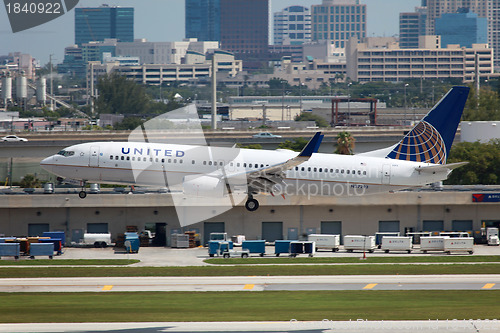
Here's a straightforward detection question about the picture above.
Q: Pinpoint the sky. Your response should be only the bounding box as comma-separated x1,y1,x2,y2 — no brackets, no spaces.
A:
0,0,420,66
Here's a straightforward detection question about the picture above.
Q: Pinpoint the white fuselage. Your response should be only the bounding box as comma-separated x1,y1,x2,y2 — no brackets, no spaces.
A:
41,141,450,198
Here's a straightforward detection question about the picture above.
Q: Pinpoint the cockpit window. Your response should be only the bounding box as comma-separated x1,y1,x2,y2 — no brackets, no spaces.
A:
57,150,75,157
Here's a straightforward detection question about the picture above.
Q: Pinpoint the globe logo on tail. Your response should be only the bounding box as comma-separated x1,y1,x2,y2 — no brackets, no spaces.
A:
387,121,446,164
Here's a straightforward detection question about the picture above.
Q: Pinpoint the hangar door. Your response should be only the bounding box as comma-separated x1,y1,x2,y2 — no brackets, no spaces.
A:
422,220,444,232
378,221,400,233
262,222,283,242
28,223,49,237
452,220,473,231
203,222,225,246
321,221,342,244
87,223,108,233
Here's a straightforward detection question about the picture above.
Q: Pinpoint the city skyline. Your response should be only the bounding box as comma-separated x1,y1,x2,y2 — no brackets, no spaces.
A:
0,0,419,65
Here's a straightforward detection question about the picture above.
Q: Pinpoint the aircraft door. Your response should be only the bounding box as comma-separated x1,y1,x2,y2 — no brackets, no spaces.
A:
89,146,100,167
382,164,391,184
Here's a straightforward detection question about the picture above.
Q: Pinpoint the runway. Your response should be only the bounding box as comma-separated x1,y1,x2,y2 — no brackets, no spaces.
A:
0,275,498,292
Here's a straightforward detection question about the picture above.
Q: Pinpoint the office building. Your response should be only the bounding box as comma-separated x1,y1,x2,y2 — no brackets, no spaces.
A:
400,6,427,49
311,0,366,48
274,6,311,45
185,0,221,42
75,5,134,45
490,0,500,68
219,0,269,55
425,0,488,35
345,36,493,83
436,11,487,47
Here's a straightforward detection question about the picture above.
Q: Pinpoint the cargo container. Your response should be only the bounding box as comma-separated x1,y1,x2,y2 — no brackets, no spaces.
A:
42,232,66,246
242,240,266,256
343,235,376,253
124,232,140,253
274,240,292,256
420,236,449,253
29,243,54,259
290,241,315,257
0,243,20,259
308,234,340,252
443,238,474,254
381,236,413,253
171,234,189,248
40,238,62,255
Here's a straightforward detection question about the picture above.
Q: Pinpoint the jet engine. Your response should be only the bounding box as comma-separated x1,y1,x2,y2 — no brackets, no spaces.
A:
182,175,225,197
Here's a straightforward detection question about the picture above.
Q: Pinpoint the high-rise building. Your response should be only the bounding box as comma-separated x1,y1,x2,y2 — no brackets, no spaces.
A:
490,0,500,68
311,0,366,48
399,6,427,48
75,5,134,46
274,6,311,45
436,11,487,47
219,0,269,55
185,0,221,42
425,0,488,35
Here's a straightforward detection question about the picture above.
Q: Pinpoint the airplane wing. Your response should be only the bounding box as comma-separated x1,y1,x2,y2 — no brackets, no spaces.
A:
232,132,324,193
415,162,468,173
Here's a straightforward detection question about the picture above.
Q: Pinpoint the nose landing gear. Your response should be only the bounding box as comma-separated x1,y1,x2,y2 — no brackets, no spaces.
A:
79,181,87,199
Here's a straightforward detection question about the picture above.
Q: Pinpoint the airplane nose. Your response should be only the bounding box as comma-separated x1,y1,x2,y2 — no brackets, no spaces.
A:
40,156,54,172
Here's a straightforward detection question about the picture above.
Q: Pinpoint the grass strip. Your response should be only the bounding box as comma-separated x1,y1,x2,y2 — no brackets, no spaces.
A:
206,255,500,265
1,264,500,278
0,259,139,266
0,290,499,323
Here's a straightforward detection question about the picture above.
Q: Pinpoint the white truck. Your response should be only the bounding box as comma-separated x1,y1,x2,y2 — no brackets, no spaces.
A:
83,233,112,248
381,236,413,253
420,236,449,253
308,234,340,252
487,228,499,246
443,237,474,254
343,235,376,253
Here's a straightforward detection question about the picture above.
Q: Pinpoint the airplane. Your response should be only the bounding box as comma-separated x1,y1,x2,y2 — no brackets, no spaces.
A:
41,86,470,212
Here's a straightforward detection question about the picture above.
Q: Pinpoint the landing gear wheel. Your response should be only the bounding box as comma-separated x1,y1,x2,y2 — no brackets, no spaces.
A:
78,191,87,199
245,198,259,211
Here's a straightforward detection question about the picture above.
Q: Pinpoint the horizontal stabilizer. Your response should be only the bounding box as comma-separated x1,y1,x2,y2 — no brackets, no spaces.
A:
415,162,468,173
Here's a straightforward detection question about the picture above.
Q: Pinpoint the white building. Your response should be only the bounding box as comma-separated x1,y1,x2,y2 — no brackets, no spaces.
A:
274,5,311,45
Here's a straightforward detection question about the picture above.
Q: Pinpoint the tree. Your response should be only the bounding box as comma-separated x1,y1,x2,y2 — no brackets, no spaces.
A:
462,86,500,121
96,73,151,115
445,140,500,185
278,137,309,152
335,131,355,155
236,143,263,149
295,113,330,127
114,117,144,130
20,174,41,188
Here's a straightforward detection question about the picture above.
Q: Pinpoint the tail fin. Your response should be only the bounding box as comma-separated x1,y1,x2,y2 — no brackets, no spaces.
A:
386,86,469,164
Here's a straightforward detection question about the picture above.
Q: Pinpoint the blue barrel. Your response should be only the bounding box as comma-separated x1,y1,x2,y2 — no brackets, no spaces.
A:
125,233,140,253
40,238,62,255
42,232,66,246
29,243,54,259
242,240,266,256
274,240,292,256
0,243,20,259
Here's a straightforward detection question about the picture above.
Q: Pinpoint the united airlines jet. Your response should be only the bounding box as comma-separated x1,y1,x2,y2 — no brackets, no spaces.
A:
41,86,469,212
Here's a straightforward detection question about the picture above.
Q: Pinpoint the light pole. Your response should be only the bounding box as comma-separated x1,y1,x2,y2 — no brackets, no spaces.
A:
347,82,352,126
299,82,304,112
404,83,409,126
281,80,286,121
49,54,54,111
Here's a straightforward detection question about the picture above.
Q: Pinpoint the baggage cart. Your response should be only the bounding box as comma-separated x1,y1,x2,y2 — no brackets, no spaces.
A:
307,234,340,252
29,243,54,259
242,240,266,256
0,243,20,259
444,238,474,254
343,235,376,253
40,238,62,255
42,232,66,246
420,236,449,253
274,240,292,256
381,236,413,253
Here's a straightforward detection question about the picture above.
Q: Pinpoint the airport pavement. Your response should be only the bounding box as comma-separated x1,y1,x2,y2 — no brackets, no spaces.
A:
0,275,499,292
0,320,499,333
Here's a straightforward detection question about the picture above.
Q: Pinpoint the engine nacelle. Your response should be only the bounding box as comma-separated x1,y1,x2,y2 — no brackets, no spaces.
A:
183,175,225,197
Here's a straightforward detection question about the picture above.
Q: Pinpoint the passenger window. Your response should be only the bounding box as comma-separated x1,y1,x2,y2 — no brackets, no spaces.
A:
352,170,355,174
341,169,344,173
209,161,212,166
347,170,350,174
330,169,333,173
155,158,158,162
237,163,240,167
132,157,135,161
180,160,183,164
295,167,298,171
121,156,124,160
150,158,153,162
143,157,147,161
308,167,311,171
358,170,361,175
244,163,247,167
301,167,305,171
110,155,113,159
127,156,130,161
260,164,264,168
168,159,172,163
161,159,165,163
363,171,367,175
319,168,323,172
336,169,339,173
115,156,119,160
203,161,206,165
192,160,195,164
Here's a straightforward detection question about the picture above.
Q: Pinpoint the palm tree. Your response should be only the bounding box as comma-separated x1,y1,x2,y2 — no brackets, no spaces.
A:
335,131,355,155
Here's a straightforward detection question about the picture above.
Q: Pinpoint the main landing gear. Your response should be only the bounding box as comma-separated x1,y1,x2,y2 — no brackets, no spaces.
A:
245,195,259,212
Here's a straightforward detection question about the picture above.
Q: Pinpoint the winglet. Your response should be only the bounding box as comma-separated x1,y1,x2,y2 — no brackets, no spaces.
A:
298,132,323,157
